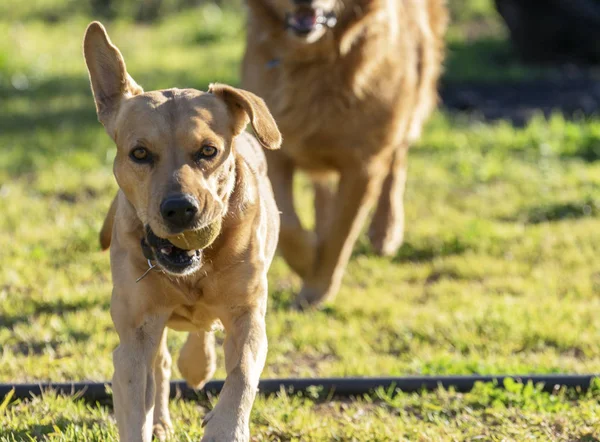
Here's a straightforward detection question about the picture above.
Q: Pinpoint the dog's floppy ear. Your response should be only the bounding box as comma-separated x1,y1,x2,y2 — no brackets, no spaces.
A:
83,21,143,130
209,83,282,150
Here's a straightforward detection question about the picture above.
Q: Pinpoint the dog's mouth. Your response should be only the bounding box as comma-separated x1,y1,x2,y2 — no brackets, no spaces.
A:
285,6,337,36
143,227,202,275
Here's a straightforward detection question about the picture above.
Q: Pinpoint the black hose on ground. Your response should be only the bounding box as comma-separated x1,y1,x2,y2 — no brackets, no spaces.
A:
1,375,597,402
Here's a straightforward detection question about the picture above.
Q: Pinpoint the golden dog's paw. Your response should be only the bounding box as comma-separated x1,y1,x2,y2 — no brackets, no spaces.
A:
292,284,331,311
368,228,404,257
152,421,174,441
201,410,249,442
368,209,405,257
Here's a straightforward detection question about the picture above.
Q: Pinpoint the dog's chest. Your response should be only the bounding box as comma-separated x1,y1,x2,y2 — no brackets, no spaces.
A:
167,302,220,332
251,52,411,168
160,269,222,332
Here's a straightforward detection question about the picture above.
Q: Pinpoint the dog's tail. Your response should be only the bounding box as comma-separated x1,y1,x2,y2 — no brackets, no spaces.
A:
428,0,449,43
407,0,449,143
100,194,118,250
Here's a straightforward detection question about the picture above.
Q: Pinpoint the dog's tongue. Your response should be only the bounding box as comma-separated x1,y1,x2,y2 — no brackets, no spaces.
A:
160,245,174,255
291,9,317,33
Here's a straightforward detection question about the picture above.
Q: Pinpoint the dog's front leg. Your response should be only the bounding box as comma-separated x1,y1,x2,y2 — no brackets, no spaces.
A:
202,306,267,442
295,168,384,308
313,175,336,242
112,301,169,442
266,151,315,278
153,328,173,440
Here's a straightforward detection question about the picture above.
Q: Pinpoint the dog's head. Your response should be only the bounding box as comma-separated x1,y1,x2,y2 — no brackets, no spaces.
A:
83,22,281,276
266,0,338,43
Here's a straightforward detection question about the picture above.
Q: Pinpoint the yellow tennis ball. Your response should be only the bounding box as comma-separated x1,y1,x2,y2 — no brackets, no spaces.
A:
167,219,222,250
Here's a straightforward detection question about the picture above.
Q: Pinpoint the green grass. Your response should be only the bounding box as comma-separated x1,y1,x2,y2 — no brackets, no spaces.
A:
2,1,600,440
3,382,600,441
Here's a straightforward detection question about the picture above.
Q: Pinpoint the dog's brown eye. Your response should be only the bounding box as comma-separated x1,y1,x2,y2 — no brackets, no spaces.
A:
130,147,152,164
196,145,218,161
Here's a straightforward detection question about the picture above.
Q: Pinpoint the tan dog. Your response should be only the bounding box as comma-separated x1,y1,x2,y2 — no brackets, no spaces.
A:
83,22,281,442
242,0,447,307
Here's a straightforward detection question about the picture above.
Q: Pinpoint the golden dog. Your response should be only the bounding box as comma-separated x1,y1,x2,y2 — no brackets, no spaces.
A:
84,22,281,441
242,0,448,307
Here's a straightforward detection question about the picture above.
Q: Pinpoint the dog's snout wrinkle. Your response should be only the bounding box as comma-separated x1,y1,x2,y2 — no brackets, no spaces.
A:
160,194,199,230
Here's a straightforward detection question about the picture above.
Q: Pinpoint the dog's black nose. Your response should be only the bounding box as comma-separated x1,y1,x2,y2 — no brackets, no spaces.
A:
293,0,312,5
160,194,199,229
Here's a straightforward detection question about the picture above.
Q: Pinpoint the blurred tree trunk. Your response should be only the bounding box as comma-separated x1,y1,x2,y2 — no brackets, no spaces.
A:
91,0,116,18
495,0,600,64
136,0,163,22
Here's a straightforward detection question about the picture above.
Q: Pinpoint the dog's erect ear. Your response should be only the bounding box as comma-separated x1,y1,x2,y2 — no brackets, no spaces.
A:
83,21,143,129
209,83,282,150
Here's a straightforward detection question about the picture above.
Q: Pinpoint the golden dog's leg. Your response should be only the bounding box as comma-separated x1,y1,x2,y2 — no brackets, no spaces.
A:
313,175,336,242
266,151,315,278
295,169,383,308
201,306,267,442
112,305,169,442
369,146,408,257
153,329,173,441
177,331,217,389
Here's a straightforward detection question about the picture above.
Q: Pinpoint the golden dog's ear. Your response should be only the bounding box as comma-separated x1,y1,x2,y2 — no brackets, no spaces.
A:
209,83,282,150
83,21,143,129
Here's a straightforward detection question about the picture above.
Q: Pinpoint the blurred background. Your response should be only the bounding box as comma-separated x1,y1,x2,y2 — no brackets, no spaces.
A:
2,0,600,439
1,0,599,180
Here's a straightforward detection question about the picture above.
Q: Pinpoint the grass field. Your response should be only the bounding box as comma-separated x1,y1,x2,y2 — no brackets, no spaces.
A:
2,1,600,440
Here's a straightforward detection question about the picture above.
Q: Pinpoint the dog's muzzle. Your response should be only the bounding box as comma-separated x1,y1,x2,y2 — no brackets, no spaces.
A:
285,6,337,36
142,226,202,276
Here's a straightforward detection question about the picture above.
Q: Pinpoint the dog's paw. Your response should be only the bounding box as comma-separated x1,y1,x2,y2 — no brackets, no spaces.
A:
369,234,404,258
201,410,249,442
201,409,214,428
368,212,405,257
201,429,249,442
292,285,330,311
152,421,174,441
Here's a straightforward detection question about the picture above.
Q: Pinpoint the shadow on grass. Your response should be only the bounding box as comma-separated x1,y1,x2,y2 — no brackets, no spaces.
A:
0,105,98,135
3,416,108,440
13,331,94,356
352,236,471,263
0,70,219,134
393,237,470,263
508,198,599,224
442,37,600,127
0,76,97,133
561,136,600,162
1,297,109,329
0,68,237,175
